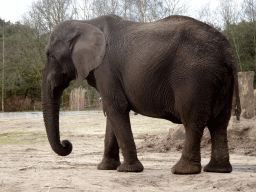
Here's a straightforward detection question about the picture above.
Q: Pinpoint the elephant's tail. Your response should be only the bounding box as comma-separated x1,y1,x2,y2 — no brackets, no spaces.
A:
233,71,241,120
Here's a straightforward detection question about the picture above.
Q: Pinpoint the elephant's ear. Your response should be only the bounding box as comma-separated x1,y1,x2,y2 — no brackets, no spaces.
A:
70,22,106,82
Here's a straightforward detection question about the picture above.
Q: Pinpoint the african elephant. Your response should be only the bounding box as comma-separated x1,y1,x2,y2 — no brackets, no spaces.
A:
42,14,241,174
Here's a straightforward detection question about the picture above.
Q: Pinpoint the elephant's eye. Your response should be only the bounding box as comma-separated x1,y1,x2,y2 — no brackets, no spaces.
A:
50,56,54,60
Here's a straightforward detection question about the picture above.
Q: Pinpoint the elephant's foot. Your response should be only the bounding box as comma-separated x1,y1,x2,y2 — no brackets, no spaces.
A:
203,160,232,173
171,157,201,174
97,157,121,170
117,160,144,172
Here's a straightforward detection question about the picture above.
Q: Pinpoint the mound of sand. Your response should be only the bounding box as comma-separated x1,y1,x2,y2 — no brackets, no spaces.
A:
137,116,256,156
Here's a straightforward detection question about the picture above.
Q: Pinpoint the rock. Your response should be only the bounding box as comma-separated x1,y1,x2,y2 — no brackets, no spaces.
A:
169,125,185,140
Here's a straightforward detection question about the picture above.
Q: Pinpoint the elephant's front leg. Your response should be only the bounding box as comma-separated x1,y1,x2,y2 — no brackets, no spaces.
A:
97,118,121,170
101,108,143,172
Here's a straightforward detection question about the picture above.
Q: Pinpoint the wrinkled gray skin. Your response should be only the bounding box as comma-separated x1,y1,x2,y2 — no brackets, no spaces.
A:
42,14,241,174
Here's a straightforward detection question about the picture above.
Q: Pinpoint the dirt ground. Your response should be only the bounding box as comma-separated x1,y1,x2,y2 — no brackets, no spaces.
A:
0,113,256,192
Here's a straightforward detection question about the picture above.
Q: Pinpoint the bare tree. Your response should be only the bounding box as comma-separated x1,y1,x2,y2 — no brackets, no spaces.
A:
92,0,120,17
194,1,219,28
243,0,256,22
120,0,134,20
76,0,93,19
195,1,211,21
134,0,149,22
217,0,241,27
163,0,190,17
148,0,163,22
22,0,73,33
71,0,80,20
218,0,243,70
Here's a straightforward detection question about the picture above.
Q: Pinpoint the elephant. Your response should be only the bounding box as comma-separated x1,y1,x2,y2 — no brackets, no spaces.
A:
42,14,241,174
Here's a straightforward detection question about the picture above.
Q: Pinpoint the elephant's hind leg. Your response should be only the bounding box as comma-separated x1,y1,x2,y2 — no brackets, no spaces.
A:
203,110,232,173
171,123,205,174
97,118,121,170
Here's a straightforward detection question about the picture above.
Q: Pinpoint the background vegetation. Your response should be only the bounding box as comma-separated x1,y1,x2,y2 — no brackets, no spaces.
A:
0,0,256,112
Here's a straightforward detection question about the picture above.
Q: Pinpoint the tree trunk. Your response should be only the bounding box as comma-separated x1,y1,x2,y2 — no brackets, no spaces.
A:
237,71,255,119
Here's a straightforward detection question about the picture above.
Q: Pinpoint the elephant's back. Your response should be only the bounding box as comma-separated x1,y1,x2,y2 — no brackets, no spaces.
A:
111,16,235,120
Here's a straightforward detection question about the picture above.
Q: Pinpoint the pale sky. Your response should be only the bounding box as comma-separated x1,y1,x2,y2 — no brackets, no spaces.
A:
0,0,236,23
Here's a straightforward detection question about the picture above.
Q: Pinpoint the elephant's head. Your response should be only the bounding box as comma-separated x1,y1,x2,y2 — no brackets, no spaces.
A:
42,21,106,156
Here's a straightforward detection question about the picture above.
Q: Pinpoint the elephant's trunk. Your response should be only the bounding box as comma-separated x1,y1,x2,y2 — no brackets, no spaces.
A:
42,74,72,156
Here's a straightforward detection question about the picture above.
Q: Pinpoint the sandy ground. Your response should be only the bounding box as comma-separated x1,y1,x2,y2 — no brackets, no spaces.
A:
0,113,256,192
